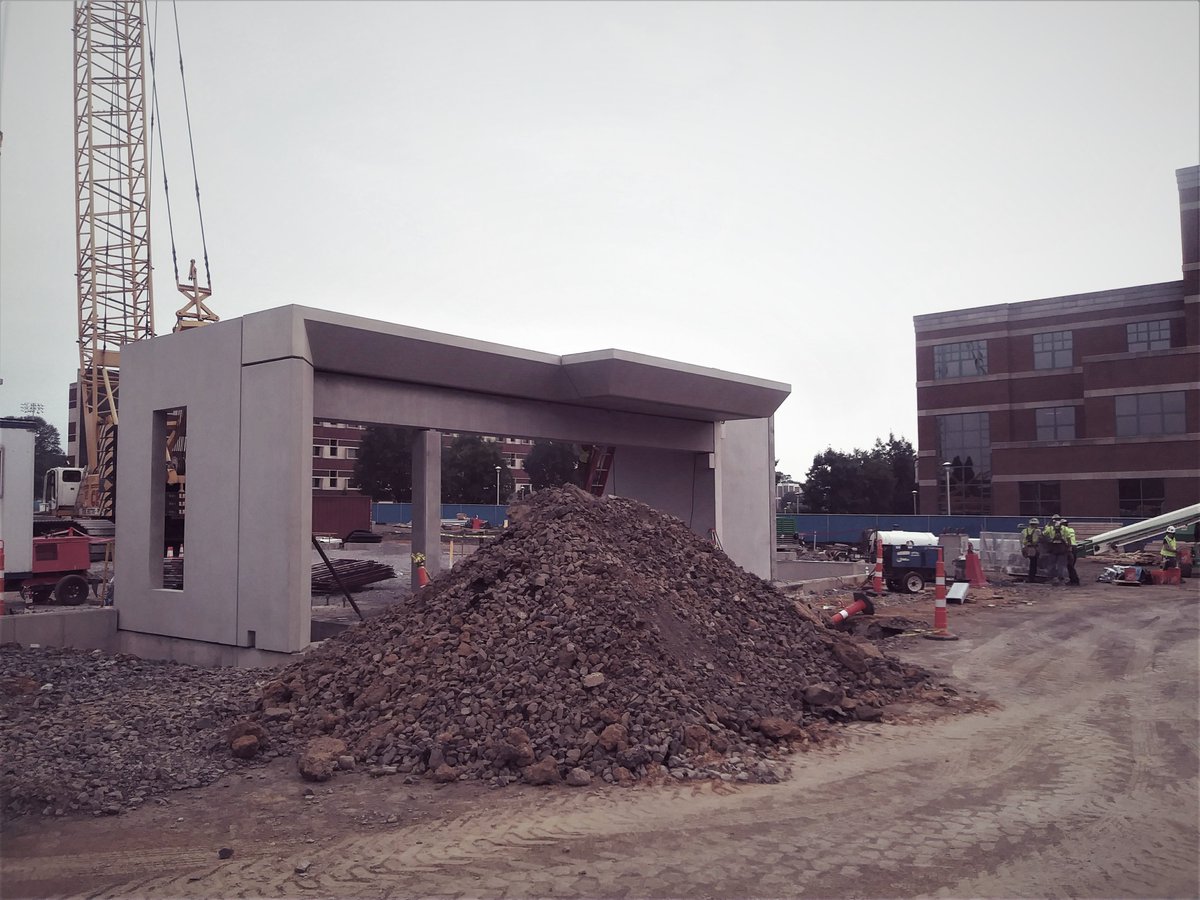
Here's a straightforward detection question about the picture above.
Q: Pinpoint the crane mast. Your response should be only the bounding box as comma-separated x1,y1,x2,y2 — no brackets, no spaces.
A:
72,0,154,517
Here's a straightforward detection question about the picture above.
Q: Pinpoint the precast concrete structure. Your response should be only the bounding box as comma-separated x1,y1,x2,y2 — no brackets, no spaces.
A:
115,306,789,656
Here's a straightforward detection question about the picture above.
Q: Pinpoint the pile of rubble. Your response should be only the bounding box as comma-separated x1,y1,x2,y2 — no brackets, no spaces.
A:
0,646,267,818
258,486,933,787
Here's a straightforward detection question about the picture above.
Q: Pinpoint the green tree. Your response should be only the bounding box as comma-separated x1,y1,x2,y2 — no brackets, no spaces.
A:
1,415,69,494
352,425,415,502
524,440,583,490
442,435,514,504
874,433,917,513
799,435,916,514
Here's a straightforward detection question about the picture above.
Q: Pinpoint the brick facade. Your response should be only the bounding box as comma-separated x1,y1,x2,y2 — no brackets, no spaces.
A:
914,166,1200,518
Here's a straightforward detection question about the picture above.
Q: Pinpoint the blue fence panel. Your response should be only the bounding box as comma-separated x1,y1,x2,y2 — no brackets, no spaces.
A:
776,513,1141,544
371,502,509,526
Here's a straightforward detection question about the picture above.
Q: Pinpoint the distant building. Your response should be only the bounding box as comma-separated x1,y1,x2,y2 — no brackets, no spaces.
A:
913,165,1199,518
775,480,801,512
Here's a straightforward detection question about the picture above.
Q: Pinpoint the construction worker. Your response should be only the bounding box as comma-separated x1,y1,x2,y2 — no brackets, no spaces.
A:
1161,526,1179,570
1043,515,1071,586
1061,519,1080,586
1020,517,1042,582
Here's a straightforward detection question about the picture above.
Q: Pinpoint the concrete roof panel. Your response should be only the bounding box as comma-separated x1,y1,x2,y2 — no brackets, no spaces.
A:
265,306,789,422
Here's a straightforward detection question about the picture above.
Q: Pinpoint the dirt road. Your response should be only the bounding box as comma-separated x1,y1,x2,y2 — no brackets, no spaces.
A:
4,576,1197,898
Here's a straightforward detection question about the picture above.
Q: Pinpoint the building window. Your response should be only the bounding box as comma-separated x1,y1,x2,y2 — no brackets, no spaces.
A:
1019,482,1061,517
933,341,987,379
1035,406,1076,441
936,412,991,514
1126,320,1171,353
1119,478,1165,517
1115,391,1186,437
344,447,358,459
312,445,321,457
1033,331,1072,370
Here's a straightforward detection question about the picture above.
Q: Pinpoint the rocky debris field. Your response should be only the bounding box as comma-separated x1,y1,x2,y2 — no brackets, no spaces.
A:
0,487,943,822
0,645,269,820
256,486,935,789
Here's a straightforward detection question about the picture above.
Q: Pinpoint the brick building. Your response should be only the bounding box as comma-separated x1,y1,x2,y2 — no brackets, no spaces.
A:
312,423,538,497
914,165,1199,518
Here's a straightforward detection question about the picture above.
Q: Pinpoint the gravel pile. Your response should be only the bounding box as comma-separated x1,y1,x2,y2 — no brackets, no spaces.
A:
258,486,932,787
0,646,268,819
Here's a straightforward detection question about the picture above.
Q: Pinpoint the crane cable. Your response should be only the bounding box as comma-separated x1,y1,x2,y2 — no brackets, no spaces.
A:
172,0,210,290
145,0,210,290
146,2,181,285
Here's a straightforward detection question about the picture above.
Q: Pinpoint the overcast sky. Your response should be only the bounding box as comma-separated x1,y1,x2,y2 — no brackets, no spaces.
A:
1,0,1197,479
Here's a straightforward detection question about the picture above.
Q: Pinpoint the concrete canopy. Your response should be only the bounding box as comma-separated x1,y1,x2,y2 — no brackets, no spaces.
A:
115,305,790,659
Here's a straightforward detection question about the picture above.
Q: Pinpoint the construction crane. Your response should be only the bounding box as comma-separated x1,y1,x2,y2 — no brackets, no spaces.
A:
62,0,214,523
71,0,155,517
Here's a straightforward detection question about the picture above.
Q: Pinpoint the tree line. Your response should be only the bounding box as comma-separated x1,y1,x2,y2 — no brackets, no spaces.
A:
778,434,917,515
353,427,585,504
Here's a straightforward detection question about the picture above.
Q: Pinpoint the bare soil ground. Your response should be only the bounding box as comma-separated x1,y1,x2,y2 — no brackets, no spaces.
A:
2,561,1196,899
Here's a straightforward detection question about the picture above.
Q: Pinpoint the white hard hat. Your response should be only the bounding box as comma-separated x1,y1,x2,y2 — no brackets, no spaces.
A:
1166,525,1176,534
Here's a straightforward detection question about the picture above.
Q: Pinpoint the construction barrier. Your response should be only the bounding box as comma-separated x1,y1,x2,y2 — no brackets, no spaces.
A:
872,539,884,593
965,543,987,587
830,591,875,627
925,547,958,641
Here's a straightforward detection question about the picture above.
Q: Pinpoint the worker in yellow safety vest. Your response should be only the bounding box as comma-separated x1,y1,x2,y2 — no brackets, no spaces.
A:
1043,515,1072,586
1161,526,1179,570
1061,519,1080,586
1020,517,1042,583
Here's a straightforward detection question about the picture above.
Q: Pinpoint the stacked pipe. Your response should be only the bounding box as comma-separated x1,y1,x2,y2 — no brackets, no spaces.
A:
311,560,397,595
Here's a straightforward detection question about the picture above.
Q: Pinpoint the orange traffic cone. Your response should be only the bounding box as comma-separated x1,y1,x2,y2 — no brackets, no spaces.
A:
829,591,875,627
965,543,987,587
872,538,884,593
417,564,430,588
925,547,958,641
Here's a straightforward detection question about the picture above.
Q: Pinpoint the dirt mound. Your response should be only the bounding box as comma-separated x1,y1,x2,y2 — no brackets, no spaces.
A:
259,486,931,786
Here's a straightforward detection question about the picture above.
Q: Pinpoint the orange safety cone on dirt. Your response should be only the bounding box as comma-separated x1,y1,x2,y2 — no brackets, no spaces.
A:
925,546,959,641
829,591,875,627
965,542,987,587
417,564,430,588
872,538,884,593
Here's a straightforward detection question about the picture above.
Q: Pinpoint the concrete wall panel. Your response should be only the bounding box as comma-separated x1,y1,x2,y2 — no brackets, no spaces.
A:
116,322,245,644
0,608,118,650
1,424,36,573
236,357,313,652
608,445,716,538
716,418,775,580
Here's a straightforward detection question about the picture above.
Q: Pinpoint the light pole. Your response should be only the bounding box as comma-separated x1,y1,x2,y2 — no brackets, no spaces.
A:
942,461,952,516
911,489,918,515
494,466,501,507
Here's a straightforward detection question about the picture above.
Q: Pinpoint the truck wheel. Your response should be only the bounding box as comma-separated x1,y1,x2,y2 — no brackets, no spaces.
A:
903,571,926,594
54,574,90,606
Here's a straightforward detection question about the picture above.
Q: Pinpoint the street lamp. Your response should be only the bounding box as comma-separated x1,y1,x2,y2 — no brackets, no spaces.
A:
942,461,952,516
911,489,918,515
494,465,501,507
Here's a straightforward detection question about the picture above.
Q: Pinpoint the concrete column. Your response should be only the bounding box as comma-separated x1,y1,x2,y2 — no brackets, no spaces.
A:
412,429,441,589
236,357,313,652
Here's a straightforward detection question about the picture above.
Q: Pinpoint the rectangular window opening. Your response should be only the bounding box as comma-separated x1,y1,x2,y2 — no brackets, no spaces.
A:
933,341,988,380
1119,478,1165,517
1033,330,1073,370
1126,320,1171,353
155,406,187,591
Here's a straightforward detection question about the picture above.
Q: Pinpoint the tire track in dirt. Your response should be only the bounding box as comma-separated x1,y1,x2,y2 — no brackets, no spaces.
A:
12,590,1197,899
